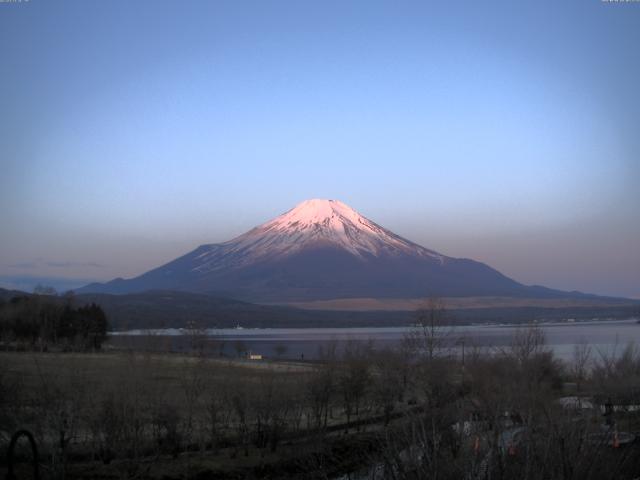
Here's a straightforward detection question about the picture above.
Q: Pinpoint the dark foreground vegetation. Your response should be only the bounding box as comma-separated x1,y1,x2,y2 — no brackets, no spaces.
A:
0,291,109,352
2,299,640,480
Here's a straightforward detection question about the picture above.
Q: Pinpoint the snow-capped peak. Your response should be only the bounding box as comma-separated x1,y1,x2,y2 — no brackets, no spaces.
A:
192,199,445,273
263,198,378,235
274,199,365,228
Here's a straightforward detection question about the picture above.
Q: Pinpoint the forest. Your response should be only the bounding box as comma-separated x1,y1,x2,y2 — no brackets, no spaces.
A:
0,292,109,352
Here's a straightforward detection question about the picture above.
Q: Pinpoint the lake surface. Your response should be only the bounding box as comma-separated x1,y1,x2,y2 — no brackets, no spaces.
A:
110,318,640,362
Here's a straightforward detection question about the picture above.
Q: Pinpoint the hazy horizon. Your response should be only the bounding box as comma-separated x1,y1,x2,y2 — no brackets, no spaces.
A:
1,1,639,298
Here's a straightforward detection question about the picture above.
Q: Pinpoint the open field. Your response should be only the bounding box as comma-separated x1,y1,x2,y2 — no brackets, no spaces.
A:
0,351,312,390
0,348,411,479
283,296,640,311
4,328,640,479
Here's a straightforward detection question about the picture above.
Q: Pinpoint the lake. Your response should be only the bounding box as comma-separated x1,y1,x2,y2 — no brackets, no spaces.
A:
110,318,640,362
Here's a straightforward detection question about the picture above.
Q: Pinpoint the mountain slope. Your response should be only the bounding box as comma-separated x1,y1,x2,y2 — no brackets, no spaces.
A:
78,199,592,302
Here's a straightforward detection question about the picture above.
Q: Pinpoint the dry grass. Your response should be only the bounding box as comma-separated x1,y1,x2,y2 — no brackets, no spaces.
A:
0,351,310,405
282,295,636,311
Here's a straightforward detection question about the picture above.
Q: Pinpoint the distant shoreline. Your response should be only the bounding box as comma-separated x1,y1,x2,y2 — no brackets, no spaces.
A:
278,295,639,312
110,317,640,336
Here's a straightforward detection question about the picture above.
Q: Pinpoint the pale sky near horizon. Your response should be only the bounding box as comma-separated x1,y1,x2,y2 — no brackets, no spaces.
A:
0,1,638,298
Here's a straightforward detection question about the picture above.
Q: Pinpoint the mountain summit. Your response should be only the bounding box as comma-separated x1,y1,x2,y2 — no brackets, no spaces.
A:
192,199,444,271
78,199,578,301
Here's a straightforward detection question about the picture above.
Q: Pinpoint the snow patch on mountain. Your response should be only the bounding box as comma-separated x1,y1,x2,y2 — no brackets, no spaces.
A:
192,199,445,273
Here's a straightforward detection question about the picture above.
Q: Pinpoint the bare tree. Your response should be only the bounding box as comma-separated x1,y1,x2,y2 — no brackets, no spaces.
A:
32,353,90,479
371,348,405,425
405,297,452,361
508,323,548,365
306,344,337,431
205,377,231,455
274,343,288,359
571,337,592,392
0,359,22,445
233,340,247,358
338,341,372,432
180,357,206,455
185,320,207,354
230,386,251,458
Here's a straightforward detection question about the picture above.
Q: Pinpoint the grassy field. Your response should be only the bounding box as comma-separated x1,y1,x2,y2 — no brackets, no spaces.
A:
0,349,387,479
285,295,640,311
4,332,640,480
0,350,312,418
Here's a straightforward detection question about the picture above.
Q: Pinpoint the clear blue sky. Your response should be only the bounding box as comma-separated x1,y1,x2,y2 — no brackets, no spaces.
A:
0,0,638,297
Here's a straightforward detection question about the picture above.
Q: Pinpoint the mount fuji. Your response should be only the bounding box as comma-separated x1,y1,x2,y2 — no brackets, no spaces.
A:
78,199,587,302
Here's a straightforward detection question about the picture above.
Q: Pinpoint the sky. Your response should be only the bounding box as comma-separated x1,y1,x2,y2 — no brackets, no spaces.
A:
0,0,638,298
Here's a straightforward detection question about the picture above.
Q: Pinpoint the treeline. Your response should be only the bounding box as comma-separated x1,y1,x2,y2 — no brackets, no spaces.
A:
0,292,109,350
